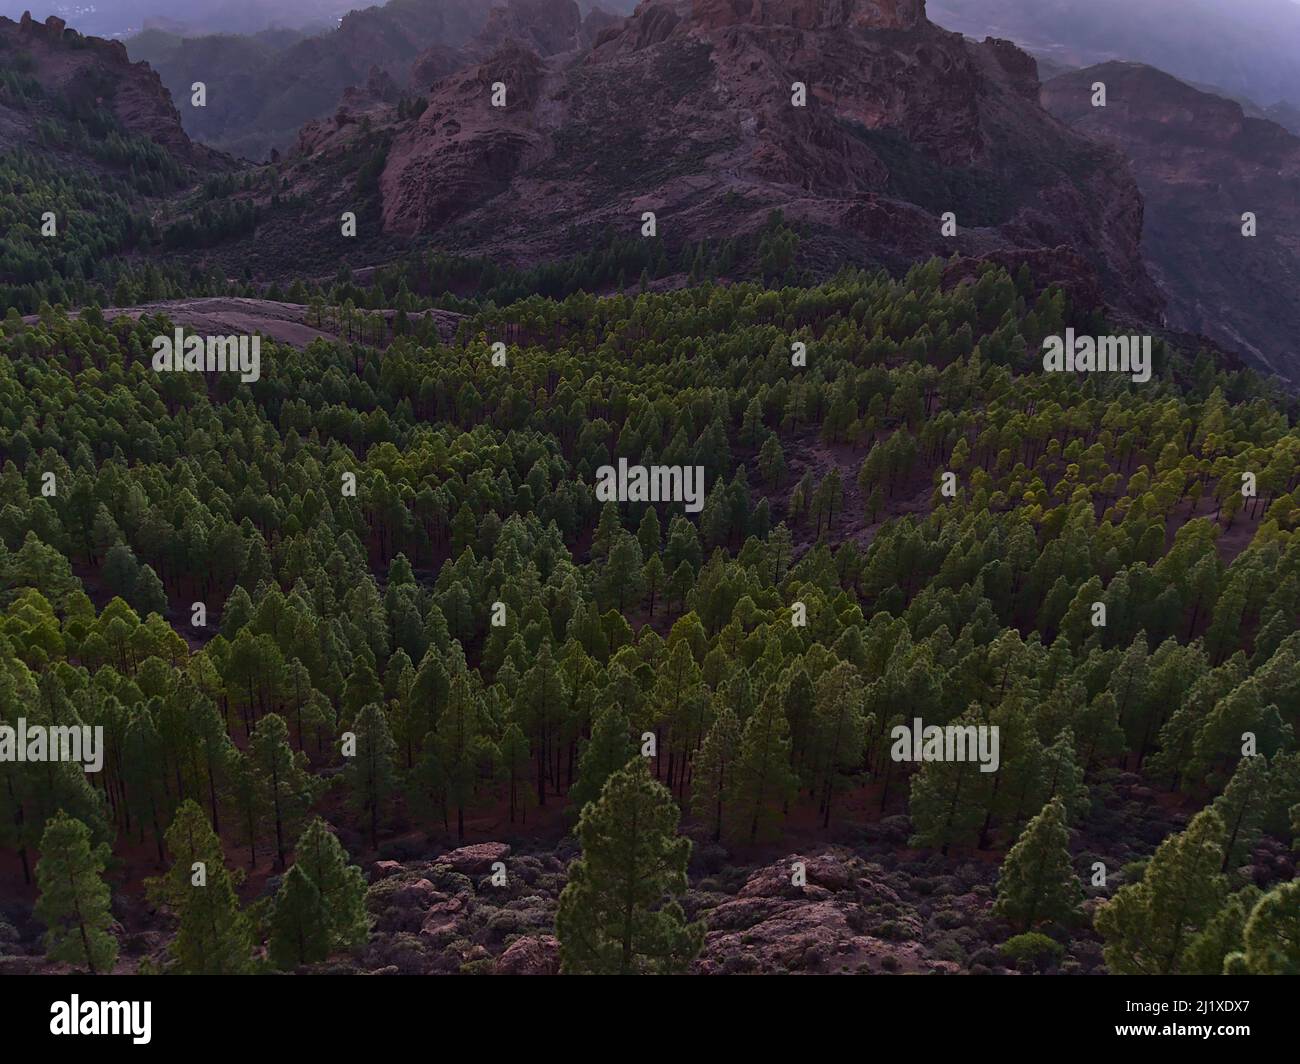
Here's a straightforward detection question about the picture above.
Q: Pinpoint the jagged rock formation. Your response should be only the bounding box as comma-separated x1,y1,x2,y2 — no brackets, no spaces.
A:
408,0,593,91
274,0,1161,319
127,0,494,160
0,12,213,166
1043,62,1300,383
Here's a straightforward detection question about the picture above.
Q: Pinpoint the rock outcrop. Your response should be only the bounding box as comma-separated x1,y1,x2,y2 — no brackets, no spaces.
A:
274,0,1161,319
1043,62,1300,382
0,13,212,166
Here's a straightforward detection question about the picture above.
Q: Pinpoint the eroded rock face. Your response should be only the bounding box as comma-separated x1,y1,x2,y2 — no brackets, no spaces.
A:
494,934,561,974
688,0,926,32
0,13,209,166
265,0,1161,324
379,42,548,236
1043,61,1300,383
435,842,513,876
409,0,586,92
692,851,954,975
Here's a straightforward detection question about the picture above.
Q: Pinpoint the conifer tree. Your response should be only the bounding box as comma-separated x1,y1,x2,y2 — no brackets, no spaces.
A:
1225,880,1300,975
1181,885,1261,975
268,863,329,970
993,797,1081,931
248,712,315,870
35,812,118,975
1040,727,1089,822
1210,754,1271,872
498,720,534,824
1094,808,1228,975
598,533,645,612
345,703,398,850
513,641,568,806
728,687,797,844
907,709,988,855
147,800,253,975
432,672,494,839
691,705,740,842
292,817,368,952
568,705,635,813
809,662,869,828
556,760,703,974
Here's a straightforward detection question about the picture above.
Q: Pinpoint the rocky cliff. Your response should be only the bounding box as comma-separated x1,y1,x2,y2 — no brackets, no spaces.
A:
1043,62,1300,383
277,0,1161,318
0,12,212,167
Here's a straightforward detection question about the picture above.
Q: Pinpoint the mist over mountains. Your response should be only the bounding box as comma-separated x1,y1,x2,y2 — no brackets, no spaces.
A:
3,1,1300,999
929,0,1300,112
5,0,1300,380
0,0,350,37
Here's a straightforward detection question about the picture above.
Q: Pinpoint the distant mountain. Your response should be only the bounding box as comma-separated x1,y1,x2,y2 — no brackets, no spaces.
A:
128,0,496,160
235,0,1161,321
0,12,214,166
0,1,351,38
1043,62,1300,383
928,0,1300,112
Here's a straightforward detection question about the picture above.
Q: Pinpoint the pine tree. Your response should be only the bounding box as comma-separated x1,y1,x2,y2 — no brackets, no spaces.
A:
147,800,253,974
268,863,329,970
1094,807,1228,974
34,812,118,975
1040,727,1088,822
568,704,634,813
248,712,315,870
808,662,869,828
498,720,533,824
636,506,661,559
907,710,988,855
1181,885,1261,975
728,687,797,844
641,554,666,617
345,703,398,850
691,705,740,842
556,760,704,974
513,641,568,806
1210,754,1270,872
993,797,1081,931
598,532,644,612
432,672,494,840
292,817,368,952
132,563,169,617
1225,880,1300,974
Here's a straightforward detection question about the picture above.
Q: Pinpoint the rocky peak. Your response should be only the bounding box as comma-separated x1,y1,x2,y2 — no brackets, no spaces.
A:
476,0,584,56
686,0,926,32
0,14,209,166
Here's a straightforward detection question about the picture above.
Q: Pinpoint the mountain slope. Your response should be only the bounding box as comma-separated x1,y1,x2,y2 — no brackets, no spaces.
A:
1043,62,1300,383
260,0,1161,319
929,0,1300,112
128,0,495,160
1,12,215,165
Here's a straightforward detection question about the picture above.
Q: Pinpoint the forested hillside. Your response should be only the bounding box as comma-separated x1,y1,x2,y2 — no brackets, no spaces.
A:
2,260,1297,976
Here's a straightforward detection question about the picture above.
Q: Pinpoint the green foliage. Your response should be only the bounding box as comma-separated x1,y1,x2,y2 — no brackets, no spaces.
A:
999,931,1064,971
2,258,1298,976
1094,808,1229,975
993,797,1082,931
556,760,704,974
268,863,329,969
147,800,253,974
34,811,118,974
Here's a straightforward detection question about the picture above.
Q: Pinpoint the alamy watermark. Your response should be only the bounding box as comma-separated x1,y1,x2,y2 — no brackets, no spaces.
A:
0,718,104,773
1042,329,1151,383
152,328,261,383
890,718,1000,773
594,458,705,513
50,996,151,1044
